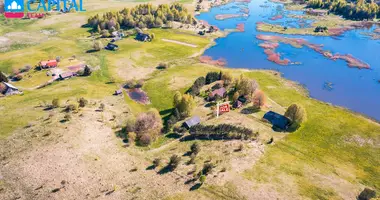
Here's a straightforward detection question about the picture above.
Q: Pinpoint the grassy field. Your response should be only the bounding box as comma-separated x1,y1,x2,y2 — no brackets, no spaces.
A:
0,0,379,199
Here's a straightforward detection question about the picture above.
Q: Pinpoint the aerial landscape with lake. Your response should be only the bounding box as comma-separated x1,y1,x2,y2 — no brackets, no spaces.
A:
0,0,379,199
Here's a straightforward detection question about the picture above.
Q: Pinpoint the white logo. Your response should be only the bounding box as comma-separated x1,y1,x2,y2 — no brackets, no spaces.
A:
7,1,21,11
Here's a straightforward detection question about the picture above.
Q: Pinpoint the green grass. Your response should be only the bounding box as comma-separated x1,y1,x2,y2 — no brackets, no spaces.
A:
242,71,380,193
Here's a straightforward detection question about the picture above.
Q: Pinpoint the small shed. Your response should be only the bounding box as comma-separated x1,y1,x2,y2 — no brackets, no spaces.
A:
59,72,75,80
114,89,123,95
233,100,243,108
263,111,290,130
135,33,151,42
105,43,119,51
2,82,21,96
39,60,58,69
183,116,201,129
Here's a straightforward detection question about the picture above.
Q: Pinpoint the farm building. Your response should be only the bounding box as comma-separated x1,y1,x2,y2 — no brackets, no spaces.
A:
183,116,201,129
59,72,75,80
208,87,226,101
233,100,243,108
263,111,291,130
39,60,58,69
135,33,151,42
1,82,22,96
114,89,123,95
105,43,119,51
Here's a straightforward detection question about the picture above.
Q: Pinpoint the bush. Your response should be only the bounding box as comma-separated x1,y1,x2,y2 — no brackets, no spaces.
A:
285,104,306,130
78,97,88,107
189,124,257,140
93,40,104,51
235,75,258,97
168,154,181,170
202,163,214,175
199,175,206,184
52,98,61,108
205,72,220,84
0,71,8,82
188,153,196,165
221,71,233,86
64,113,72,121
65,103,78,112
153,158,161,167
157,62,168,69
128,132,137,143
125,116,136,133
190,142,200,155
139,134,152,146
189,76,206,96
99,103,105,111
358,188,376,200
252,90,266,109
173,92,196,118
82,65,92,76
19,65,31,73
14,74,23,81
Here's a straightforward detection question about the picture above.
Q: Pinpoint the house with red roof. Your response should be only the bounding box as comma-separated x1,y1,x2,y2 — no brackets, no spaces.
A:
39,60,58,69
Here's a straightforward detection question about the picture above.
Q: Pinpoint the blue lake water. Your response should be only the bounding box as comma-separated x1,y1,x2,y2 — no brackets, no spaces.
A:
196,0,380,121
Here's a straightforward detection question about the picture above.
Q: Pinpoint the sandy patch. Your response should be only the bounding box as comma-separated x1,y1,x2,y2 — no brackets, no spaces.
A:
115,58,155,81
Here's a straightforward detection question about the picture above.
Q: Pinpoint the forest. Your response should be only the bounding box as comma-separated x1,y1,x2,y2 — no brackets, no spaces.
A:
307,0,380,20
87,3,197,32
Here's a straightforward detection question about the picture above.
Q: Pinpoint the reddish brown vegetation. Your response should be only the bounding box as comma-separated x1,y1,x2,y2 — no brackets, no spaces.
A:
240,7,249,14
127,88,150,104
234,0,252,2
215,14,247,20
263,49,290,65
236,23,245,32
259,42,279,49
256,34,370,69
270,15,283,20
199,56,226,66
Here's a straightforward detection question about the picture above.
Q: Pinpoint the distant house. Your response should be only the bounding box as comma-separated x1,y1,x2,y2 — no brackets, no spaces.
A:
306,9,328,16
105,43,119,51
183,116,201,129
263,111,291,130
114,89,123,95
39,60,58,69
233,100,243,108
208,87,226,101
59,72,75,80
1,82,21,96
135,33,151,42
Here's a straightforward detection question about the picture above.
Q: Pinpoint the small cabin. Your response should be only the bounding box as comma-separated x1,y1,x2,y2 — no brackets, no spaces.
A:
233,100,243,108
105,43,119,51
263,111,291,130
135,33,151,42
59,72,75,80
114,89,123,96
39,60,58,69
208,87,226,101
183,116,201,129
1,82,21,96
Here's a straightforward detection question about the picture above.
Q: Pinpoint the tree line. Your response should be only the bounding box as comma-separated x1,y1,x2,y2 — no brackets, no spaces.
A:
307,0,380,21
87,3,197,33
188,124,258,140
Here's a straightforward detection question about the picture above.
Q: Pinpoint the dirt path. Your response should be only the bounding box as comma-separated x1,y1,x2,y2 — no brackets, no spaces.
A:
162,39,198,48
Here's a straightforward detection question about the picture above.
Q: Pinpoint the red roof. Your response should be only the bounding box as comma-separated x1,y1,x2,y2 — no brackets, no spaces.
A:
40,60,57,67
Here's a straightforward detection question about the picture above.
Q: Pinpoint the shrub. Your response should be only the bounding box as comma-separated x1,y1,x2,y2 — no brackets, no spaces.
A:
19,65,31,73
99,103,105,111
168,155,181,170
139,134,152,146
14,74,23,81
0,71,8,82
205,72,220,84
190,142,200,155
252,90,266,109
125,116,136,133
285,104,306,130
64,113,72,121
189,76,206,96
52,98,61,108
135,109,163,139
93,40,104,51
188,153,196,165
82,65,92,76
236,144,244,151
202,163,214,175
358,188,376,200
235,75,258,97
157,62,168,69
78,97,88,107
65,103,78,112
153,158,161,168
128,132,137,143
199,175,206,184
173,92,196,118
221,71,233,86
